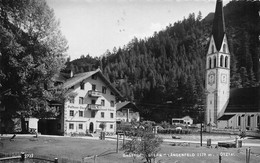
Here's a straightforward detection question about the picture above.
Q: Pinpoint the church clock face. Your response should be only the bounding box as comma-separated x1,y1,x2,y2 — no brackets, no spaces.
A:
208,71,215,86
221,73,227,83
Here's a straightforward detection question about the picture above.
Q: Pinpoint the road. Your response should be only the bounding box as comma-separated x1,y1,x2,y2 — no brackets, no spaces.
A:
1,134,260,147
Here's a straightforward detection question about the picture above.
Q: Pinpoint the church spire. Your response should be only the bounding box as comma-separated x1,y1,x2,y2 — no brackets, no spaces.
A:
212,0,225,51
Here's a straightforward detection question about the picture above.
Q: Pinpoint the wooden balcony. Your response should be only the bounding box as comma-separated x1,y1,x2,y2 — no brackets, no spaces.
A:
87,104,101,110
88,90,102,97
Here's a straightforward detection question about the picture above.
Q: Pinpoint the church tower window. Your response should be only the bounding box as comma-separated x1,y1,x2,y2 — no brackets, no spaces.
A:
213,56,217,68
223,44,226,53
211,45,214,54
209,58,212,69
225,56,228,68
220,55,224,67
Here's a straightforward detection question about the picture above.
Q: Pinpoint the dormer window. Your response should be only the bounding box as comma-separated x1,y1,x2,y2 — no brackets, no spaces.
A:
80,82,84,90
92,74,97,80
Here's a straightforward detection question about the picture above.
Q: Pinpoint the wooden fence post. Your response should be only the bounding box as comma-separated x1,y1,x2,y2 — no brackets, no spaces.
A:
246,148,251,163
116,133,119,153
122,133,125,149
20,152,25,161
54,158,58,163
93,155,97,163
219,154,222,163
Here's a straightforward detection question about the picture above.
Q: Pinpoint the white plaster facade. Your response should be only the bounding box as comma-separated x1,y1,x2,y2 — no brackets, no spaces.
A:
116,102,140,122
205,35,230,126
218,113,260,131
58,69,122,135
172,116,193,125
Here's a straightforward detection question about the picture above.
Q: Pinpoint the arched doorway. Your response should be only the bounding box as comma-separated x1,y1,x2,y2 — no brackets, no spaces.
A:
89,122,94,133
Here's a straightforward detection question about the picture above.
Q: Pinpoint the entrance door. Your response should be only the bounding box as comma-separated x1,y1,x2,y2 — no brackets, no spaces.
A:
89,122,94,133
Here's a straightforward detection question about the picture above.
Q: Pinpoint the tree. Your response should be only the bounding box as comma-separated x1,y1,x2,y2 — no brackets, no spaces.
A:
124,121,163,163
0,0,68,131
99,122,106,131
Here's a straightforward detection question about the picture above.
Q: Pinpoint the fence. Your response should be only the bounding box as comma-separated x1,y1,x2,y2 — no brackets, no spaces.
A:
0,152,82,163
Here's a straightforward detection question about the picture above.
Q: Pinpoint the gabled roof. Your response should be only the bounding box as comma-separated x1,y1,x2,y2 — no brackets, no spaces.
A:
172,116,193,120
63,69,123,99
224,86,260,113
116,101,139,112
218,114,235,120
212,0,226,51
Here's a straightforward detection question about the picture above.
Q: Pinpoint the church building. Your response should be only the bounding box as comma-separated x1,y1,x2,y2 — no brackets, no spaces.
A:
205,0,260,131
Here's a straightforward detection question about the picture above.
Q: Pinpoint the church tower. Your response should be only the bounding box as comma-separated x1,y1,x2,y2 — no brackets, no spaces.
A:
205,0,230,126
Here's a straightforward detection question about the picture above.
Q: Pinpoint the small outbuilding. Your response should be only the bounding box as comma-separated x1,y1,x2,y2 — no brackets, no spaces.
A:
172,116,193,125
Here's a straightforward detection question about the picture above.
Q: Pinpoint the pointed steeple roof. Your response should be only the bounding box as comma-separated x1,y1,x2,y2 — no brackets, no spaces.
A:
212,0,225,51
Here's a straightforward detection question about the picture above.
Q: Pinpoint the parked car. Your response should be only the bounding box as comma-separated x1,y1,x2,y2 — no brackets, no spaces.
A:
175,127,182,130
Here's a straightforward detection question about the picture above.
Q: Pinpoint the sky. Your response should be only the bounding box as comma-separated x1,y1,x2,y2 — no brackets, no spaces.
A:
46,0,231,60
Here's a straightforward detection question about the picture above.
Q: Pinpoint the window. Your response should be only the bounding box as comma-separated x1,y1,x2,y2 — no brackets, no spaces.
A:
80,83,84,90
91,111,95,118
101,100,105,106
69,97,75,104
225,56,228,68
91,99,96,104
211,45,214,54
257,116,260,126
247,116,251,126
79,124,83,129
57,123,61,130
102,86,107,94
208,58,212,69
213,56,216,68
101,112,105,118
70,110,74,116
111,101,115,107
110,124,113,129
92,74,97,80
220,55,224,67
110,113,114,118
79,111,83,117
79,97,84,104
92,84,96,91
69,123,74,129
238,116,241,126
223,44,226,53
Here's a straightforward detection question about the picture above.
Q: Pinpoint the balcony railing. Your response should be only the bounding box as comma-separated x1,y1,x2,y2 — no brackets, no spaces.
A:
87,104,101,110
88,90,102,97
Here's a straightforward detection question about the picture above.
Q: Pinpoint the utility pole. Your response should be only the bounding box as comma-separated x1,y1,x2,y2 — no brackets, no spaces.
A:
116,133,119,153
200,122,203,146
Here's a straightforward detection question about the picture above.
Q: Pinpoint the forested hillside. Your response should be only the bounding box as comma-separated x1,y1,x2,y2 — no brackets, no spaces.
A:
66,1,260,123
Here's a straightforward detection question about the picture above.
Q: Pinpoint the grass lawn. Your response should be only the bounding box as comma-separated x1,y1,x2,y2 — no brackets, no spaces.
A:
1,135,260,163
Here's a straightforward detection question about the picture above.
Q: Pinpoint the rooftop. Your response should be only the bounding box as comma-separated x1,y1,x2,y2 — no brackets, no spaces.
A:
225,86,260,113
